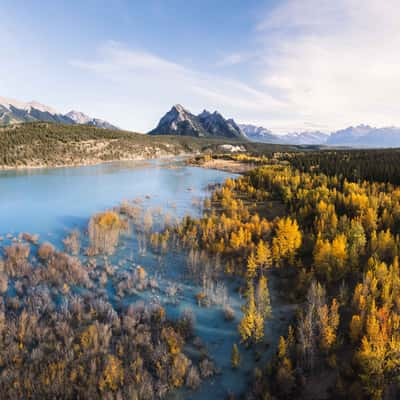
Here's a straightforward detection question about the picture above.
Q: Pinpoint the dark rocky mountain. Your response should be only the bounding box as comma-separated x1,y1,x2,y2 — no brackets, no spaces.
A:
149,104,245,139
198,110,244,138
0,96,118,129
148,105,208,137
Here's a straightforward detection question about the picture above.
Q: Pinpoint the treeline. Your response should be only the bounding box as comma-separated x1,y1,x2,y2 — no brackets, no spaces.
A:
284,149,400,185
245,164,400,399
0,122,295,168
153,158,400,399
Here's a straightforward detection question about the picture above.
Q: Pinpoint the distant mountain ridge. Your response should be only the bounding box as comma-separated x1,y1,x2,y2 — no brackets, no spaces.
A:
149,104,245,139
239,124,329,145
238,124,280,143
240,123,400,148
0,96,118,129
326,125,400,147
65,110,119,130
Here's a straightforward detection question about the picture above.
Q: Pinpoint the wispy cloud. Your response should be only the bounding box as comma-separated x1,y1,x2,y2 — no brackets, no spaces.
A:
254,0,400,131
71,1,400,134
70,41,284,131
216,52,248,67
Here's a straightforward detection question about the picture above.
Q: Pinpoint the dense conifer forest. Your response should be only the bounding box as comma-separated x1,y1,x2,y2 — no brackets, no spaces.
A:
284,149,400,185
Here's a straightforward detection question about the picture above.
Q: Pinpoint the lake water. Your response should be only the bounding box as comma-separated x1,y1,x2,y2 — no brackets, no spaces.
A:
0,159,233,239
0,159,291,399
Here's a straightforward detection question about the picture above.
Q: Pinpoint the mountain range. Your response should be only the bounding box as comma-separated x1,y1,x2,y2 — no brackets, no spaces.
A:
149,104,245,139
240,123,400,148
239,124,330,145
0,96,118,130
2,96,400,148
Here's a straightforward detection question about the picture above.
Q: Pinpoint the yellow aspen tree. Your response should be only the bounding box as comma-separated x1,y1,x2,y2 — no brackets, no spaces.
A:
256,275,272,318
231,343,241,369
99,355,124,392
238,284,257,343
349,315,363,342
256,240,272,270
278,336,287,359
272,217,302,265
331,234,348,277
254,311,265,343
246,252,257,280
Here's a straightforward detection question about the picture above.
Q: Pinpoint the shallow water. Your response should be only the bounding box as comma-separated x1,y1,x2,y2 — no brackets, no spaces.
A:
0,159,292,399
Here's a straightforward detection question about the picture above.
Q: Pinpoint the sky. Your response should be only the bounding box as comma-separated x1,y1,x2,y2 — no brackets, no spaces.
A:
1,0,400,133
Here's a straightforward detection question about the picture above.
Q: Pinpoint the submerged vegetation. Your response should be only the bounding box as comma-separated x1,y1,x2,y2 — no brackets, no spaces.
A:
2,147,400,399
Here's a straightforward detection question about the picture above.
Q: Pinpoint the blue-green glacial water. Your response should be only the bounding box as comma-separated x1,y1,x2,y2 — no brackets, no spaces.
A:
0,159,292,399
0,159,231,239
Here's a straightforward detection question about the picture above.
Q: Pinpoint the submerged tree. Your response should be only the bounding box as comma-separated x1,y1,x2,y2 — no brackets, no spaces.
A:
88,211,122,255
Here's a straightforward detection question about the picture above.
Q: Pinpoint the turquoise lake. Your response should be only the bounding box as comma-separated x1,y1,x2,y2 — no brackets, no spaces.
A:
0,159,234,239
0,159,290,399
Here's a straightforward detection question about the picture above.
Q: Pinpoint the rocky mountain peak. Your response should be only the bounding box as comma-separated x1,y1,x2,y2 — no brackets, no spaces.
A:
0,95,118,129
149,105,245,139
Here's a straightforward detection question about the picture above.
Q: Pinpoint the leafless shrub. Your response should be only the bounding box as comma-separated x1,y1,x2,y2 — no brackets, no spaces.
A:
199,358,216,378
178,308,196,338
63,230,81,255
37,242,55,261
223,304,235,321
202,278,228,307
186,365,201,389
4,243,31,277
0,273,8,293
46,252,90,287
21,232,40,245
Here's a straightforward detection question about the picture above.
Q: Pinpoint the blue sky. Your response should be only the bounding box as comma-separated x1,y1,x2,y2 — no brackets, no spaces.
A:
1,0,399,133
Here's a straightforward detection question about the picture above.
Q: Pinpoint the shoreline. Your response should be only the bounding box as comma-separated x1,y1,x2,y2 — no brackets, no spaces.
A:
0,152,195,172
187,157,256,174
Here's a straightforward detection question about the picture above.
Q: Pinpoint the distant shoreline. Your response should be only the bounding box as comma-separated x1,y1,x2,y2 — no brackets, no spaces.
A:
0,152,194,172
187,156,255,174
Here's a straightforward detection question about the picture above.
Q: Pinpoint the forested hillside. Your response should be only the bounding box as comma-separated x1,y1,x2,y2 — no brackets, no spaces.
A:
0,122,298,168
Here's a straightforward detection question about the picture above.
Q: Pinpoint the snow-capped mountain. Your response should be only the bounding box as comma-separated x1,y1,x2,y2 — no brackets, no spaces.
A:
282,131,330,145
65,110,119,130
240,124,329,145
0,96,74,126
238,124,281,144
0,96,118,129
326,125,400,147
241,122,400,148
149,104,245,139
